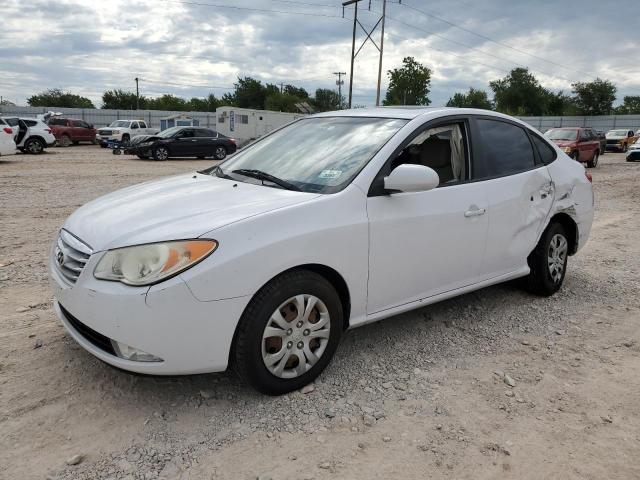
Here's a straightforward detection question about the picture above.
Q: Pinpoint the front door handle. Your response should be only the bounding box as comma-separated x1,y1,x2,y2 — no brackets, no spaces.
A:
464,206,486,218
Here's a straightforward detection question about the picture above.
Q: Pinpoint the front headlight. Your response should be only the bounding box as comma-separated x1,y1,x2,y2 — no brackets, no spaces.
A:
563,147,572,153
94,240,217,286
112,129,120,134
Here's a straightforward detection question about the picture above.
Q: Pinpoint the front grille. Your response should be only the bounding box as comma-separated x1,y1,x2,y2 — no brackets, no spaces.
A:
606,139,621,145
60,304,116,355
98,129,112,136
54,229,92,285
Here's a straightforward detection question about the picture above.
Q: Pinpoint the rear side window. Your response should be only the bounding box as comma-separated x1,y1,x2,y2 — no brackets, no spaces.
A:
474,119,535,179
6,118,19,127
139,121,147,128
530,134,557,165
195,129,216,137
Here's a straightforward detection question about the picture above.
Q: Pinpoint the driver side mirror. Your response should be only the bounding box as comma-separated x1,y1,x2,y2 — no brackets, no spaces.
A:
384,164,440,193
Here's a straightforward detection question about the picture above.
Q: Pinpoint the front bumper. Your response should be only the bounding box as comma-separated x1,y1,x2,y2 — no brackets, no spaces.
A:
49,243,250,375
605,143,624,151
627,151,640,161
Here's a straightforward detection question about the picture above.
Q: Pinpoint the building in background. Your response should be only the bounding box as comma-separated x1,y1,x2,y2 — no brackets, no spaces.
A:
215,107,305,146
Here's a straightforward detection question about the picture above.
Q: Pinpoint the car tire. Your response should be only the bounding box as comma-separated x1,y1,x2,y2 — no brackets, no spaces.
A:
214,146,227,160
24,137,44,154
587,150,598,168
59,135,71,147
121,135,130,146
571,151,580,162
233,270,343,395
152,146,170,161
526,222,569,297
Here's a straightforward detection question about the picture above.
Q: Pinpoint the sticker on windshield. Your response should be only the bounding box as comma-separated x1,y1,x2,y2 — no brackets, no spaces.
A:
319,169,342,179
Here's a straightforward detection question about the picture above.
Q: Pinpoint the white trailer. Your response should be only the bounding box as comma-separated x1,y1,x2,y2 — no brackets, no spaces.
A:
215,107,305,146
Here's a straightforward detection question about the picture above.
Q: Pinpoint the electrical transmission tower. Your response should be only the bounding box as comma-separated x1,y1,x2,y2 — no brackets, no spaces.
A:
333,72,346,108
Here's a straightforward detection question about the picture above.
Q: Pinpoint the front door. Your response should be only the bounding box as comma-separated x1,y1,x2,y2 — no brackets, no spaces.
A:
366,119,489,315
171,128,197,156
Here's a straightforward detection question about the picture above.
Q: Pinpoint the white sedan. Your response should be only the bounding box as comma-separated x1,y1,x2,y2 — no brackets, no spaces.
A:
49,108,594,394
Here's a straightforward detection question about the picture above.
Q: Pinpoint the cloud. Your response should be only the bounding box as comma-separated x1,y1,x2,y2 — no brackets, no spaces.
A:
0,0,638,107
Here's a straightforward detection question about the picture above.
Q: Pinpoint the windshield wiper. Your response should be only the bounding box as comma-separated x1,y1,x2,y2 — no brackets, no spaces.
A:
213,165,233,179
232,169,301,191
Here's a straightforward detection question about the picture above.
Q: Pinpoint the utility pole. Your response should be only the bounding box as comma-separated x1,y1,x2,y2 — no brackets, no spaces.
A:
333,72,346,108
375,0,386,106
135,77,140,110
279,82,284,93
342,0,388,108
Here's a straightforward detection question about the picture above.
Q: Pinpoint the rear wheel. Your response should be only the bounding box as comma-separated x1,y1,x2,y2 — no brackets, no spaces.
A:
24,137,44,154
526,223,569,296
587,150,599,168
214,146,227,160
58,135,71,147
233,270,343,395
153,146,169,161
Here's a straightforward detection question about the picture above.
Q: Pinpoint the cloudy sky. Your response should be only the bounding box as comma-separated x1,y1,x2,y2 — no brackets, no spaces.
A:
1,0,638,108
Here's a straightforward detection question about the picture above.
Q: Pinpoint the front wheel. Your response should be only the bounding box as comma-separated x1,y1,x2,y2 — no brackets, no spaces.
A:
526,223,569,296
233,270,343,395
152,146,169,161
587,150,599,168
213,146,227,160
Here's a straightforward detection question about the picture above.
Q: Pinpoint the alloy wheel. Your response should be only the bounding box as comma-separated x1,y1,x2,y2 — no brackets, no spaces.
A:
261,294,330,379
27,140,43,154
214,146,227,160
155,147,169,160
547,233,568,283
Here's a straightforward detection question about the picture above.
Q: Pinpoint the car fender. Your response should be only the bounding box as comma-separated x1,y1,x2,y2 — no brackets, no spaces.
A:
178,184,370,326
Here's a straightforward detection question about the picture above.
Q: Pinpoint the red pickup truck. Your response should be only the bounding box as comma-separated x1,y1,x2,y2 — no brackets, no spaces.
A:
47,118,97,147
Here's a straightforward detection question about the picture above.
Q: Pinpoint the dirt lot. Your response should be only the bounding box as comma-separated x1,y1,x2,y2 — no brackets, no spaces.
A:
1,146,639,480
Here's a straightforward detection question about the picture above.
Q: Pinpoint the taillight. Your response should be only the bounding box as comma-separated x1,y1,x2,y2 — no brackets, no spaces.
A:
45,128,52,133
3,127,12,134
585,170,593,183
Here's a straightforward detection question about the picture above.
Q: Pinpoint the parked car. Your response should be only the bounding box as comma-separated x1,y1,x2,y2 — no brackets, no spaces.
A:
594,130,607,155
0,117,17,157
544,127,600,167
2,117,56,154
97,120,159,147
48,117,97,147
626,140,640,162
605,129,638,152
124,126,236,160
49,108,594,395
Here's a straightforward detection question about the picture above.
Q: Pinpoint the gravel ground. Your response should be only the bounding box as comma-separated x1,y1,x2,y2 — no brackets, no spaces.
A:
1,146,639,480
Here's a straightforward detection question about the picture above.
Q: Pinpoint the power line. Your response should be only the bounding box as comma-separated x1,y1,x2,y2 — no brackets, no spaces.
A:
163,0,344,18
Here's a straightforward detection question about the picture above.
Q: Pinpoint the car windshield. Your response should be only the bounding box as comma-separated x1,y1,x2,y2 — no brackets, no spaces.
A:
216,117,407,193
109,121,131,128
545,129,578,141
608,130,627,136
156,127,183,138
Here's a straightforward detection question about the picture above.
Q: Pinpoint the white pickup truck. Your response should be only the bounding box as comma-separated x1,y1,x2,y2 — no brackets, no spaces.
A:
97,120,159,147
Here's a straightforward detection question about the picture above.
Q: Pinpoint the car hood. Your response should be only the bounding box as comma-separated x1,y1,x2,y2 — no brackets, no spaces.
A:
550,140,575,147
63,173,320,251
129,135,159,145
605,134,625,139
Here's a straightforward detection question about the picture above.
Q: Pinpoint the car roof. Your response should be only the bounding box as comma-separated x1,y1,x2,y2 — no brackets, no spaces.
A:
310,107,528,124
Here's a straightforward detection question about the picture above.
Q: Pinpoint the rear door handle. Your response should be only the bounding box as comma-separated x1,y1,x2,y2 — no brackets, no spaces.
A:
464,206,486,217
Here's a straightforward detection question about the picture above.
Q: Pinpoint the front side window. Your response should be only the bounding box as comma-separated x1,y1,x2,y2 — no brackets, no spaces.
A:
24,120,37,127
217,117,407,193
389,123,467,185
475,119,535,178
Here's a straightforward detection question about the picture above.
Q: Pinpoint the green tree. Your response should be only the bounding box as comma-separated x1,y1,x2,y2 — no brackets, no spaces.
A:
145,94,188,111
265,92,303,112
446,88,493,109
615,95,640,115
187,93,222,112
312,88,343,112
571,78,617,115
102,89,145,109
233,77,267,109
543,90,576,116
284,84,309,99
489,68,551,116
27,88,95,108
383,57,432,106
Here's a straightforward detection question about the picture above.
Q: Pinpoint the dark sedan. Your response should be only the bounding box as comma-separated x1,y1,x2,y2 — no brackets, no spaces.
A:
125,126,237,160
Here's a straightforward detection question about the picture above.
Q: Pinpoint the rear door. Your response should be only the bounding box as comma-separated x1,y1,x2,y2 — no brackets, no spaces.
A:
471,117,554,279
194,128,217,156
